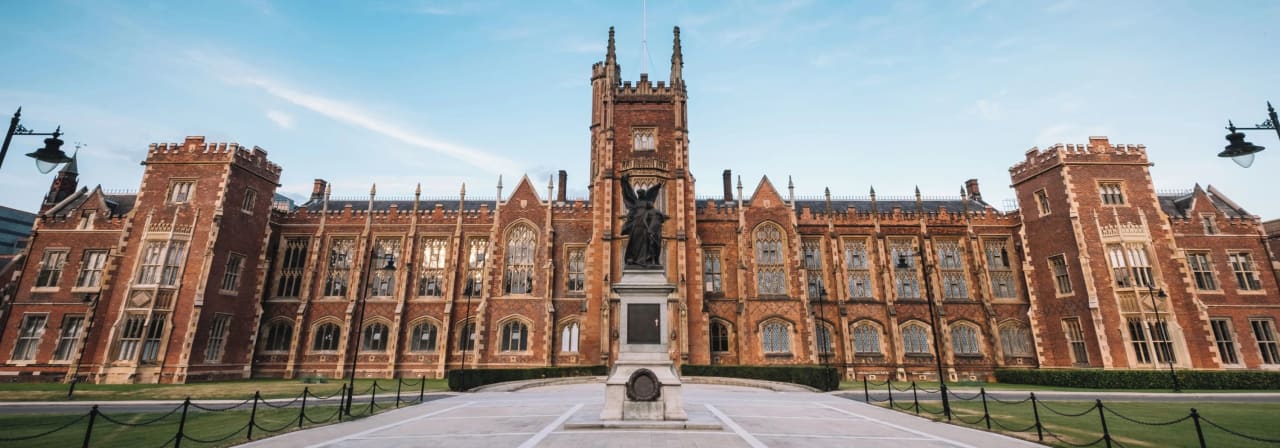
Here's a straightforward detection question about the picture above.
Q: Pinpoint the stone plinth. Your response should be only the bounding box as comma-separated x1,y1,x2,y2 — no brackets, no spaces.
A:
600,269,687,421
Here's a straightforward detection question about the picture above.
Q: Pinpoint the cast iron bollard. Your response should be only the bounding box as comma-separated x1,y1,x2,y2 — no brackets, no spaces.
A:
1030,392,1043,442
396,377,402,408
369,380,378,415
81,405,99,448
862,378,870,403
419,375,426,402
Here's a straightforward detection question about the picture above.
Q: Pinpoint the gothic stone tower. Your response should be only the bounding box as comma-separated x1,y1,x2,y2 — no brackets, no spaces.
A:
588,27,700,365
95,137,280,383
1011,137,1231,370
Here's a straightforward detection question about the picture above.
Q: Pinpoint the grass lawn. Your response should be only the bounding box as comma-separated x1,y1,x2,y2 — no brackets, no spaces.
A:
875,398,1280,447
0,377,447,402
839,379,1277,394
0,400,413,448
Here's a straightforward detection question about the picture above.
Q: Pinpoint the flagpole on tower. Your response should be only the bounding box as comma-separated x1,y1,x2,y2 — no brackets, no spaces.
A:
640,0,649,76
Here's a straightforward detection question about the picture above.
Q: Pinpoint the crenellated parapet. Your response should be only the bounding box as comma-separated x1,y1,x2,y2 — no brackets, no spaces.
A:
1010,136,1147,185
145,136,282,182
615,74,683,103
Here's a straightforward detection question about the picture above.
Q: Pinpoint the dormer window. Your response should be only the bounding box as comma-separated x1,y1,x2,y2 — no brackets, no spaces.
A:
632,127,656,151
1201,214,1218,235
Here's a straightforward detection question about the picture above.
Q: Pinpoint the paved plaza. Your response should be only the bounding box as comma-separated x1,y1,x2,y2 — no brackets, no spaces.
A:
242,382,1038,448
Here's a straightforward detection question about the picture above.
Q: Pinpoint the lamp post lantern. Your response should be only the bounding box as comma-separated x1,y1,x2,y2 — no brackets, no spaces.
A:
1219,102,1277,168
895,241,952,421
2,107,74,174
1145,284,1181,392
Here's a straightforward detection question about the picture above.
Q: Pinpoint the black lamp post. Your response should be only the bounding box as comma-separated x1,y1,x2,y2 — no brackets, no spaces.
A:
460,271,481,371
815,286,832,368
345,251,395,415
896,243,952,421
2,108,74,174
1219,102,1277,168
1145,284,1181,392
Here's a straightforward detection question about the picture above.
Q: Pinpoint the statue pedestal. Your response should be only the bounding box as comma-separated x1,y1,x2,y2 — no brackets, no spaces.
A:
600,269,687,421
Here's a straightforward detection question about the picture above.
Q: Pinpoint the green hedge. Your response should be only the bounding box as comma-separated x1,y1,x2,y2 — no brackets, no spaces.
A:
681,365,840,391
446,365,607,391
994,368,1280,390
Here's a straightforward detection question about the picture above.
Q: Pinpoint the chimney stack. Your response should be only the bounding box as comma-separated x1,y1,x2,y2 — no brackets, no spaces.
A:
722,170,733,202
965,179,982,201
311,179,328,203
557,170,567,202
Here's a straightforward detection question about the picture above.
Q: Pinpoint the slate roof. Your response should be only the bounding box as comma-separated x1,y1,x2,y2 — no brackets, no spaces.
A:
45,187,138,218
1157,186,1251,219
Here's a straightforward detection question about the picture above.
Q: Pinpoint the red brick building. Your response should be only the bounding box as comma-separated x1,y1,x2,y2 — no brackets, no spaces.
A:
1,27,1277,384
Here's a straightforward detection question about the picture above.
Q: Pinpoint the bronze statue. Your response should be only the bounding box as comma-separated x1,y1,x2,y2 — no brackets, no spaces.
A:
620,174,667,268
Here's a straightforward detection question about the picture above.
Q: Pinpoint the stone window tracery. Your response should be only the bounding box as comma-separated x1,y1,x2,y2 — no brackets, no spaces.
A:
500,320,529,352
418,237,448,297
761,320,791,354
852,322,882,355
901,323,931,355
755,224,787,297
324,238,355,297
504,225,536,295
844,239,872,300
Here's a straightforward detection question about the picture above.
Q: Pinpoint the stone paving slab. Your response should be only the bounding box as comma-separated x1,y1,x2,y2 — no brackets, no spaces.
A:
242,383,1040,448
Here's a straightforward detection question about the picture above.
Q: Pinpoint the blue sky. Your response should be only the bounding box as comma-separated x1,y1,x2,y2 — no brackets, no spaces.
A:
1,0,1278,218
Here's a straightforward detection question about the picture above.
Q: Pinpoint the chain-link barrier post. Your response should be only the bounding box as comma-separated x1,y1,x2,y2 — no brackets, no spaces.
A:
298,387,309,429
369,380,377,415
338,384,346,422
174,397,191,448
419,375,426,402
81,405,98,448
887,380,894,409
1095,399,1112,448
980,387,991,430
1030,392,1043,442
1190,408,1206,448
247,391,260,441
396,377,402,408
863,378,870,403
940,382,952,422
911,382,920,414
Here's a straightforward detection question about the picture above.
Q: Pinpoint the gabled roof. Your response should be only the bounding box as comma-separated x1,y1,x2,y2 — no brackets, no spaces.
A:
1157,185,1251,219
44,186,137,218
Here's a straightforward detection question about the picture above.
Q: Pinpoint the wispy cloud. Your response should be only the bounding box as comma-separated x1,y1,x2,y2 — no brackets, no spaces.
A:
183,50,522,176
265,109,294,129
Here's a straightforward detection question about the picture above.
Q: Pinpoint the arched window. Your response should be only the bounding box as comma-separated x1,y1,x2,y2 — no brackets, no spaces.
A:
710,320,731,353
762,320,791,354
560,322,580,353
312,322,341,351
1000,322,1032,357
852,322,882,355
457,321,476,351
263,319,293,352
816,322,834,355
501,320,529,352
902,323,931,355
504,225,536,294
951,324,981,355
362,322,389,352
410,321,438,352
755,224,786,296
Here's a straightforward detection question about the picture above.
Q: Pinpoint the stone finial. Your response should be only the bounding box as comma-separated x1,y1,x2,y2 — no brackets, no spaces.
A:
370,183,377,196
670,26,683,81
460,182,467,197
415,182,422,196
607,26,616,62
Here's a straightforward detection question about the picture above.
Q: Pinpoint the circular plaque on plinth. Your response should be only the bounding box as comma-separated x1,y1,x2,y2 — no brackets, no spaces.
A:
626,369,662,401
